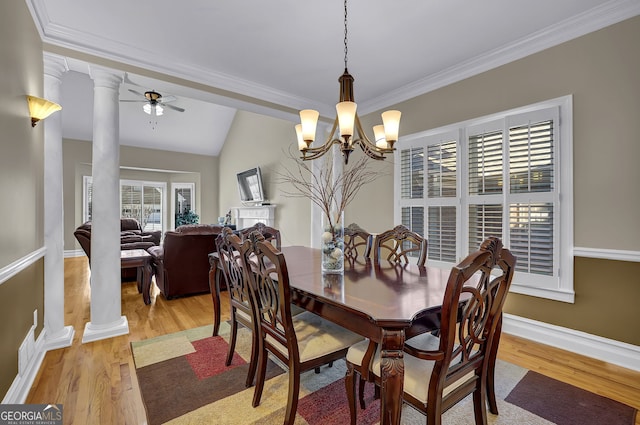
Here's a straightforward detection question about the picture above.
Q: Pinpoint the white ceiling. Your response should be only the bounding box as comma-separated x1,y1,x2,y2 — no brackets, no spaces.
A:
27,0,640,156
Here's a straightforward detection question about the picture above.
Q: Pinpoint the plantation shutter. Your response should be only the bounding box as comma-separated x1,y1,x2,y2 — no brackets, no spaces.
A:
425,138,458,262
468,130,503,195
508,117,556,276
400,147,424,199
428,206,457,262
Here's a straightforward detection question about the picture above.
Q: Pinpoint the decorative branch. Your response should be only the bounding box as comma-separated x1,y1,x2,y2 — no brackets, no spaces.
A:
277,147,386,230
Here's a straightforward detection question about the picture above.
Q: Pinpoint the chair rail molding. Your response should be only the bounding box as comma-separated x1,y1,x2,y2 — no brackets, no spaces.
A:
573,246,640,263
0,247,46,286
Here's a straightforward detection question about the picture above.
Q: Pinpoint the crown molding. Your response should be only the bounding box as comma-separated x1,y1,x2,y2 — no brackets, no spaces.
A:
27,0,640,116
360,0,640,114
26,0,315,114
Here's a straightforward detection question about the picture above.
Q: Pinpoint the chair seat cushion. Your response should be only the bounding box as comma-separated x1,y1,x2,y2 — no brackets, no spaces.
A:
359,332,473,404
266,311,363,363
346,338,371,367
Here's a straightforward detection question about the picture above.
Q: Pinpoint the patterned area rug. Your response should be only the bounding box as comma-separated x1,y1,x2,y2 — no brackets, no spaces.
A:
131,324,637,425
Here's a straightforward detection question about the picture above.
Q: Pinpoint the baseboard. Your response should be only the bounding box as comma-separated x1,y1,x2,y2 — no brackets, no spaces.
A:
2,329,47,404
503,313,640,372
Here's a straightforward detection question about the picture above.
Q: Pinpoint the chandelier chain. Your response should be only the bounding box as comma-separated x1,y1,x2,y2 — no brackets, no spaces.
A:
343,0,348,70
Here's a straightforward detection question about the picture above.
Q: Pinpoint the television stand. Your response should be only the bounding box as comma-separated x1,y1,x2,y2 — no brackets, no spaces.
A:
233,205,276,229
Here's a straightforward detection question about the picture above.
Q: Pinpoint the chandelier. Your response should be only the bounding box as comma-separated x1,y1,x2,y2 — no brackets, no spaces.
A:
295,0,401,165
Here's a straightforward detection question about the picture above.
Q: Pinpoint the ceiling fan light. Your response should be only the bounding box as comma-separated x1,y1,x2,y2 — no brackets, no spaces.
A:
143,103,163,116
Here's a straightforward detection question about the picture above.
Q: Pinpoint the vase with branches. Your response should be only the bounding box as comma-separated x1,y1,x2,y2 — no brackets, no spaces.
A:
278,148,384,272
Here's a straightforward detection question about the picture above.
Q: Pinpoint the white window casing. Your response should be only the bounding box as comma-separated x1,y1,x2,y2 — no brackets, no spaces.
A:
395,95,574,303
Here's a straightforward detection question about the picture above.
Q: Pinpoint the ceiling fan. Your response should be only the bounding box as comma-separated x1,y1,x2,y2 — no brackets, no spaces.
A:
121,89,186,116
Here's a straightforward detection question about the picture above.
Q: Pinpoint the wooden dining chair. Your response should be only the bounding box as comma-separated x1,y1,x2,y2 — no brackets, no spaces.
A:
372,224,427,266
215,227,260,387
345,237,516,425
236,230,364,425
349,224,428,407
343,222,372,263
239,221,281,249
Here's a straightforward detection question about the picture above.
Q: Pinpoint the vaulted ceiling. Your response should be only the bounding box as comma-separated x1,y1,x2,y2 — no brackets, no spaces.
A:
27,0,640,156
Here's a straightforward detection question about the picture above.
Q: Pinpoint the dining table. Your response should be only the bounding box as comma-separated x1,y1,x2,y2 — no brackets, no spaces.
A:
210,245,456,425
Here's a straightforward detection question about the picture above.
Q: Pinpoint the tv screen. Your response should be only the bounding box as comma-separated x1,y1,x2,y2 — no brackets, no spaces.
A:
236,167,265,204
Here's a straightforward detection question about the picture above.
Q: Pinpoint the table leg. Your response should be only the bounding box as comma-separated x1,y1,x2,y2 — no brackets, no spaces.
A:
142,262,153,305
379,328,405,425
208,259,221,336
136,267,143,293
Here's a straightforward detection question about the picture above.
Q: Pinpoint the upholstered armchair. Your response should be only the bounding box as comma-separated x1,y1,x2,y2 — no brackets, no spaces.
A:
148,224,224,299
74,218,161,281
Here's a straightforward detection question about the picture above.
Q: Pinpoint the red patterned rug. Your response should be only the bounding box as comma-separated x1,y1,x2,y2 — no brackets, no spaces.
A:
131,324,637,425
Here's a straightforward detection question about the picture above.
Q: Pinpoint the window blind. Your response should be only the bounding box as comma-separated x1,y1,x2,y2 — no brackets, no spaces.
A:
510,120,554,193
428,206,457,262
468,130,503,195
427,140,457,198
401,147,424,199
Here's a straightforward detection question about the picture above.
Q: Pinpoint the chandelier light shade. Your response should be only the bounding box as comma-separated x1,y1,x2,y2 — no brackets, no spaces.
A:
26,95,62,127
296,0,401,164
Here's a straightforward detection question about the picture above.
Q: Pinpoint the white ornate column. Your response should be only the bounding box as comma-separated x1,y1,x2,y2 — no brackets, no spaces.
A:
82,66,128,343
43,53,75,350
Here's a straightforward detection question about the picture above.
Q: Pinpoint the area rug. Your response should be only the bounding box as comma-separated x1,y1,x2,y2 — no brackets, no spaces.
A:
131,324,637,425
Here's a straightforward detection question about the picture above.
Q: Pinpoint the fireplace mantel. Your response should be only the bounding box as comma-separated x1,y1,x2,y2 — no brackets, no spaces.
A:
233,205,276,229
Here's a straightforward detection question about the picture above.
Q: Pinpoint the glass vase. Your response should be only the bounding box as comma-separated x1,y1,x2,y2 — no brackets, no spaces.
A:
321,211,344,274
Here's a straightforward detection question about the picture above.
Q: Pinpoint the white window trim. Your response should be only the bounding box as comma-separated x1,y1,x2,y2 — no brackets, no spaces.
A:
171,182,196,230
83,176,168,234
395,95,574,303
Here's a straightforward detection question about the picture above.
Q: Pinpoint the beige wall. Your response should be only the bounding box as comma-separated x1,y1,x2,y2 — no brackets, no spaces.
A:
218,110,311,247
0,1,46,398
63,139,219,250
359,16,640,345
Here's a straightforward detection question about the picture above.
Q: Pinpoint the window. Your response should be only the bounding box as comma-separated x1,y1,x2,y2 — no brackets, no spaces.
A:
395,96,573,302
83,177,166,232
171,183,196,229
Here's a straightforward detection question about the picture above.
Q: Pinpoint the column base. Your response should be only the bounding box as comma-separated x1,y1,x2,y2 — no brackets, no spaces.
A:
43,325,75,351
82,316,129,344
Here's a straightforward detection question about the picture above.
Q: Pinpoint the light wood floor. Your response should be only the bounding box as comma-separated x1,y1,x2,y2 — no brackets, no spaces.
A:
26,257,640,425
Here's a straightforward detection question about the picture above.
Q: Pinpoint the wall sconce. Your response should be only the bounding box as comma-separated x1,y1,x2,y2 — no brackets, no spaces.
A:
26,95,62,127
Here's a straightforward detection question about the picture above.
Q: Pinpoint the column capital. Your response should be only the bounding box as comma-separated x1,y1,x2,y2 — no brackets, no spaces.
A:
89,66,124,89
43,53,69,80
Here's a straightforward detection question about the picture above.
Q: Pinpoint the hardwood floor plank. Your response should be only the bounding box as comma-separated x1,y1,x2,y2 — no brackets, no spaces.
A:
25,256,640,425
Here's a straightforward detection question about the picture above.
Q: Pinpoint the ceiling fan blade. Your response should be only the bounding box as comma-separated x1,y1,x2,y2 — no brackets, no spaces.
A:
120,99,146,103
164,103,185,112
160,95,177,103
128,88,146,98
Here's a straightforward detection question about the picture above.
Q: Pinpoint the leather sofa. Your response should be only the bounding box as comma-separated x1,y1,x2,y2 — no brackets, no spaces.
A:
148,224,224,299
74,218,161,281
